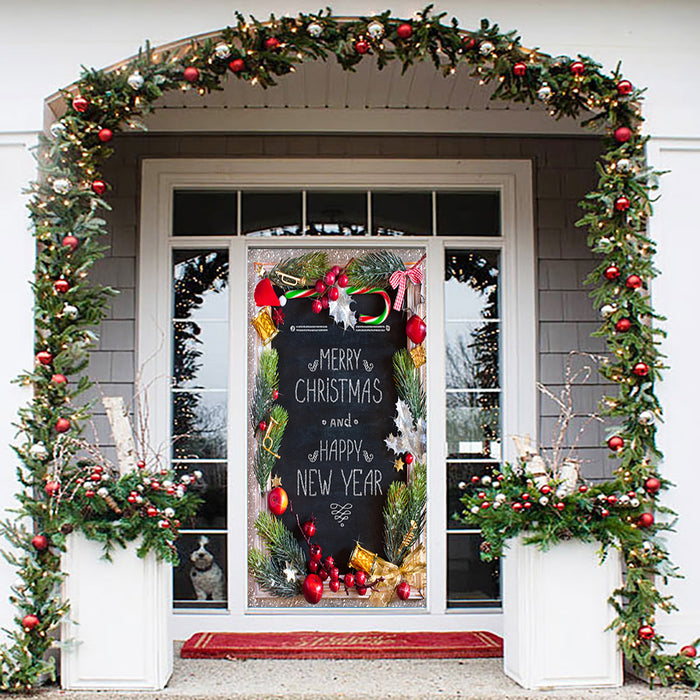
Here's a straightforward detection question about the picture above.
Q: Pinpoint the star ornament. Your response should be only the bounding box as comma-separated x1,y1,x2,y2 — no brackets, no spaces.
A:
271,475,283,488
393,457,405,472
272,308,285,326
328,288,357,330
283,562,298,583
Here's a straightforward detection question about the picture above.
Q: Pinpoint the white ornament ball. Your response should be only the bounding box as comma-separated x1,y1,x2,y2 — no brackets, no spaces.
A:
181,474,192,485
97,487,109,497
29,443,48,460
158,519,169,529
367,20,385,39
307,21,323,38
537,83,552,101
164,507,175,518
619,495,630,505
278,294,287,307
596,237,614,252
481,475,492,485
214,43,231,59
630,498,640,508
176,487,185,498
63,304,79,320
194,470,203,480
539,496,549,506
600,304,617,319
495,493,506,503
163,480,173,489
52,178,72,195
479,41,494,56
127,71,144,90
49,121,66,139
457,481,466,490
470,506,480,515
638,410,655,425
597,493,608,503
616,158,632,173
492,502,500,510
83,482,92,490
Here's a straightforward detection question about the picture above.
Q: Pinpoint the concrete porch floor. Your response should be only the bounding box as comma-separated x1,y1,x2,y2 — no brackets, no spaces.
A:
20,644,698,700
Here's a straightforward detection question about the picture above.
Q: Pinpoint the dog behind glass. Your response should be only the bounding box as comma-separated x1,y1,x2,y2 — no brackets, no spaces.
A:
189,535,225,601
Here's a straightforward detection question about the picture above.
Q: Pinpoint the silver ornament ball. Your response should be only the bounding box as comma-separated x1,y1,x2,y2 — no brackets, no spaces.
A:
214,43,231,59
479,41,494,56
470,506,480,515
307,21,323,38
127,71,144,90
630,497,640,508
278,294,287,307
52,178,72,195
616,158,632,173
29,443,48,460
49,121,66,139
638,410,655,426
600,304,617,319
63,304,79,320
537,83,552,101
458,481,467,490
539,496,549,506
481,475,492,485
367,20,384,39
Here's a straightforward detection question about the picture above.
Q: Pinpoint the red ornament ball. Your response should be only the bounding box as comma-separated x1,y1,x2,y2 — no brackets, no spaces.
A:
267,486,289,515
396,581,411,600
512,502,523,512
626,274,643,289
54,278,70,293
607,494,618,505
146,506,158,517
644,477,661,494
355,570,367,587
258,420,267,432
328,286,339,302
344,573,355,588
309,543,322,562
183,66,200,82
396,23,413,39
617,80,633,96
405,314,427,344
607,436,624,452
615,318,632,333
405,453,414,465
311,299,323,314
555,502,566,511
337,273,349,288
31,534,49,551
600,508,610,518
55,418,71,433
72,96,89,113
302,519,316,539
272,389,279,400
92,179,107,195
462,36,476,50
540,485,552,495
681,645,698,658
614,126,633,143
513,62,527,77
637,512,655,528
228,58,245,73
136,460,146,469
355,40,370,54
98,128,113,143
36,351,52,365
265,37,281,50
22,614,40,631
44,481,60,497
578,484,588,494
638,625,655,640
62,235,79,251
329,579,340,593
633,362,649,377
570,61,585,76
603,265,620,280
614,196,631,212
302,574,323,604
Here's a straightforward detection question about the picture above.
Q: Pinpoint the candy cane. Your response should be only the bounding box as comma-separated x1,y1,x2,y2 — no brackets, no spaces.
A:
284,286,391,325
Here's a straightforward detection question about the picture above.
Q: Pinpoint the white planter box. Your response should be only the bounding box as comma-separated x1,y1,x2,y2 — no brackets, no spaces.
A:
502,535,622,690
61,534,172,690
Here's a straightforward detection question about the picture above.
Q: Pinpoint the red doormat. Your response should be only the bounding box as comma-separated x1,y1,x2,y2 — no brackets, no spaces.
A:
181,631,503,660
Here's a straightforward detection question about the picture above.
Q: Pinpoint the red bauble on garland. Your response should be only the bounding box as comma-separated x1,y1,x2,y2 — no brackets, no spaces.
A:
355,40,370,54
462,36,476,50
681,645,698,658
98,128,113,143
626,274,643,289
396,581,411,600
607,436,624,451
638,625,655,639
633,362,649,377
267,486,288,515
31,535,49,551
258,420,267,432
637,512,655,528
254,278,280,307
265,37,281,50
614,196,630,212
405,453,414,465
51,373,67,385
183,66,200,82
603,265,620,280
396,23,413,39
513,62,527,76
72,96,89,113
22,615,39,631
55,418,71,433
570,61,585,76
644,477,661,495
617,80,633,96
62,235,79,251
92,179,107,195
615,318,632,333
614,126,632,143
36,351,52,365
229,58,245,73
53,278,70,293
44,481,60,496
405,314,426,344
302,574,323,604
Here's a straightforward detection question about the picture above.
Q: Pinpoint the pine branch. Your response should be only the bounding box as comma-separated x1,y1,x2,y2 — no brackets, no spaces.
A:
268,252,328,289
254,511,306,573
393,349,426,426
253,404,288,494
248,548,302,597
383,463,427,565
250,349,279,429
346,250,405,288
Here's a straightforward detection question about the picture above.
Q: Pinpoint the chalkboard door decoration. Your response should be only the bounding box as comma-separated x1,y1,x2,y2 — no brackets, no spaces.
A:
247,248,427,607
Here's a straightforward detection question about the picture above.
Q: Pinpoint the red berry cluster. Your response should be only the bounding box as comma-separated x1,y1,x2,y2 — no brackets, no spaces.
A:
310,265,349,314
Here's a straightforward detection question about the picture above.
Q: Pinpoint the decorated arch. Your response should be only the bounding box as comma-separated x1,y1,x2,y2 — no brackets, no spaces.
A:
5,5,697,690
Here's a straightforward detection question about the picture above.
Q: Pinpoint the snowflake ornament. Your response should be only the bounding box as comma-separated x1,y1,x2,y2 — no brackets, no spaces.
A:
385,399,426,462
328,287,357,330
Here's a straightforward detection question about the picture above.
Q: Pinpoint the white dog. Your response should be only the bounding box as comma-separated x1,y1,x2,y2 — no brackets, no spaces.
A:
189,535,225,601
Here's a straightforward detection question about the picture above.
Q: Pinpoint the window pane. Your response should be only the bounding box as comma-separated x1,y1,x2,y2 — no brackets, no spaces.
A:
173,321,228,389
306,191,367,236
444,250,499,319
447,533,500,607
175,462,227,529
373,191,432,236
446,462,499,529
173,250,229,321
173,532,227,609
172,391,227,460
445,322,500,390
446,392,500,460
437,192,500,236
242,191,302,237
173,191,237,236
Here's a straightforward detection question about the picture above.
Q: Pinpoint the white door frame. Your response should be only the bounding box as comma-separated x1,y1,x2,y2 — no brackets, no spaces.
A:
138,158,536,639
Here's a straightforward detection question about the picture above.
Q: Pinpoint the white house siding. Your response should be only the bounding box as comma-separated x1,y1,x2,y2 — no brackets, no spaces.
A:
85,132,608,476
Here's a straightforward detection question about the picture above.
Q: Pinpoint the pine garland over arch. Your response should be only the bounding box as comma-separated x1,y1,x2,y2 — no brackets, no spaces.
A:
5,4,696,689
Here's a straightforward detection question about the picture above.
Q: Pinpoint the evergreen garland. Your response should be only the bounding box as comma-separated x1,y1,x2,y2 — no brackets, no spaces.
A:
393,349,426,426
346,250,406,288
267,251,328,289
250,348,280,430
253,404,289,494
3,3,691,688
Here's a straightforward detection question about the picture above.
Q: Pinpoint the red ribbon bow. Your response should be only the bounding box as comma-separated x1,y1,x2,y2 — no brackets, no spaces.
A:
389,265,423,311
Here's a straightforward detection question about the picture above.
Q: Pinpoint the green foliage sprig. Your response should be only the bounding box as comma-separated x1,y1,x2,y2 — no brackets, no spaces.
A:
393,349,426,427
346,250,405,288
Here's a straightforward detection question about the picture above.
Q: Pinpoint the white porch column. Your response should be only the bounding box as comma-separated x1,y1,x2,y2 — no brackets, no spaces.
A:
0,132,38,637
649,138,700,649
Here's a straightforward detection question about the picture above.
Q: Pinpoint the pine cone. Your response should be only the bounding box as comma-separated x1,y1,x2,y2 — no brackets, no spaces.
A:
560,529,573,540
60,523,74,535
480,541,492,554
